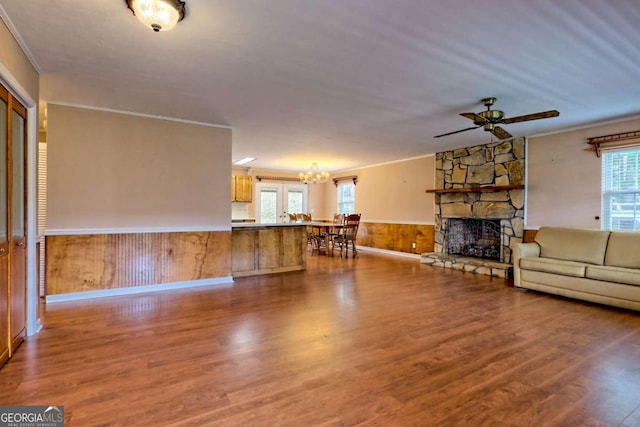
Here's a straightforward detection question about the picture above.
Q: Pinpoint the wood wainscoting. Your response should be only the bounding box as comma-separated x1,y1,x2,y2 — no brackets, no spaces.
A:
45,231,231,296
523,228,538,243
357,222,435,255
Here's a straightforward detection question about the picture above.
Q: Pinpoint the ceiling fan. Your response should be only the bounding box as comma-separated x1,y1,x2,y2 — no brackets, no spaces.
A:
434,97,559,140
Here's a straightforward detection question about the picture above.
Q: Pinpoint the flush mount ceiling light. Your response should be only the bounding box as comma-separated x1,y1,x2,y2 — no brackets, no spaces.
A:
233,157,256,166
126,0,186,32
299,162,330,184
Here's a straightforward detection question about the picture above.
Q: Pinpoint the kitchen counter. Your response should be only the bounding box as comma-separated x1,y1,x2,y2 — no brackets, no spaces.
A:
232,222,306,228
232,223,307,277
231,218,256,224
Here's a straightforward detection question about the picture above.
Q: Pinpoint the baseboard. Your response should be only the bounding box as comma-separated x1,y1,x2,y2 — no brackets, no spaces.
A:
45,277,234,303
357,246,422,259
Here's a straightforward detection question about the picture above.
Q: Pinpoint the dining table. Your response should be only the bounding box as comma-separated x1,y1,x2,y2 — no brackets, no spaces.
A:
304,221,344,256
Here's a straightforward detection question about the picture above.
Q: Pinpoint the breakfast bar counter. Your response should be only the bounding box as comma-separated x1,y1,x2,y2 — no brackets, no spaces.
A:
231,223,307,277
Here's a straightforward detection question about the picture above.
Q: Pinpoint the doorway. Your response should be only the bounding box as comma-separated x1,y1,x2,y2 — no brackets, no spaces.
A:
255,182,308,223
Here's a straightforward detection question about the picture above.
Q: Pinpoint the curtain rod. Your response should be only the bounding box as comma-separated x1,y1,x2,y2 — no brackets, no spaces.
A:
332,176,358,187
586,130,640,157
255,175,301,182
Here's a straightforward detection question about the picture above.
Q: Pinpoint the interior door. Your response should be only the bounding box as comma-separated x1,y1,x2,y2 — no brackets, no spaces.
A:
0,86,9,365
255,182,307,223
9,96,26,352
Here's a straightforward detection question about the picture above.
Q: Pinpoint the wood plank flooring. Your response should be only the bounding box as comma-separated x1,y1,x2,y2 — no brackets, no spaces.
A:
2,251,640,426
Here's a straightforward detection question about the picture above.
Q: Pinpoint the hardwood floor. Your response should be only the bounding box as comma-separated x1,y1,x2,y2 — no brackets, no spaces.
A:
2,251,640,426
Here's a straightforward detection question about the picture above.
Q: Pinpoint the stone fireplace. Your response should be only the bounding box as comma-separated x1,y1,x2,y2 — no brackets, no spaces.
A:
421,138,525,278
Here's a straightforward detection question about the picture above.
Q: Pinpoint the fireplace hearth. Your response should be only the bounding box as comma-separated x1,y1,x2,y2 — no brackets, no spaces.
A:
446,218,501,261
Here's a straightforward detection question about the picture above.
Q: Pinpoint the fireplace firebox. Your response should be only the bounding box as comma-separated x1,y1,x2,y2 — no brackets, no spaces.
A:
445,218,502,261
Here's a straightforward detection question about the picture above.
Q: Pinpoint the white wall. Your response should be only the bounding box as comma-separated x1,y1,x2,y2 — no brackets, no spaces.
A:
319,156,435,223
0,18,39,102
527,117,640,228
48,105,232,230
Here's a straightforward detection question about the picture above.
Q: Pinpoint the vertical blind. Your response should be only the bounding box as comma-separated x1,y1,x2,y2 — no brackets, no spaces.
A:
38,142,47,295
602,146,640,231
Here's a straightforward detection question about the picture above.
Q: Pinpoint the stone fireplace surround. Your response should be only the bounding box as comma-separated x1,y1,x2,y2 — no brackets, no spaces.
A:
421,138,525,278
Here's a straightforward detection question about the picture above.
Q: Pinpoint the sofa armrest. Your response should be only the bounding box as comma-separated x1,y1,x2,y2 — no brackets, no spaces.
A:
513,242,541,287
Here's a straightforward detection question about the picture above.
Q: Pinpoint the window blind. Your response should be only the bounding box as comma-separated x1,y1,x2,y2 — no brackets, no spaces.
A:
337,182,355,215
38,142,47,295
602,147,640,231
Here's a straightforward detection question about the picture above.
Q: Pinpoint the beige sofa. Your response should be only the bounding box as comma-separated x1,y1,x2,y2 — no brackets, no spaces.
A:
513,227,640,311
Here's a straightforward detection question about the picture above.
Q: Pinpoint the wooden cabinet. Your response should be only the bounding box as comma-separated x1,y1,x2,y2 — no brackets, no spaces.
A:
0,83,28,368
232,225,306,277
232,175,253,202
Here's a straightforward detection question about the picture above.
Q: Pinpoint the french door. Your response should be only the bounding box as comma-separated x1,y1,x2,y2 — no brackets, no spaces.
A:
255,182,308,223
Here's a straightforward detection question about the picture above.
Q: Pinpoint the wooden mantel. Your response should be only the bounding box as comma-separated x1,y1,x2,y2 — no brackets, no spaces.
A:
425,184,524,194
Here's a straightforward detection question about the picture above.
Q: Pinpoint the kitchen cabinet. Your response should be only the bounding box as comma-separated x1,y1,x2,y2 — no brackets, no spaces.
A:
232,175,253,202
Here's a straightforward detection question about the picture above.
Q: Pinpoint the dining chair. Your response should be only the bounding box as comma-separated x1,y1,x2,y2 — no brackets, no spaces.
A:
332,213,361,258
309,214,339,255
326,213,345,246
300,213,316,249
288,213,297,223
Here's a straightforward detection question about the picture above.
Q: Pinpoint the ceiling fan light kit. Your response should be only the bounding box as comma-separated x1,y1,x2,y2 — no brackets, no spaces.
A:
434,97,559,140
126,0,186,32
479,110,503,122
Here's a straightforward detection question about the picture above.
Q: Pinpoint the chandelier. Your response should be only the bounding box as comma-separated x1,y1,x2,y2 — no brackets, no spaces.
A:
126,0,186,32
299,163,330,184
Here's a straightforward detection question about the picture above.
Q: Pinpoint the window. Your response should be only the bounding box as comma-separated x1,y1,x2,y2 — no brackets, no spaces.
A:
602,147,640,231
337,182,355,214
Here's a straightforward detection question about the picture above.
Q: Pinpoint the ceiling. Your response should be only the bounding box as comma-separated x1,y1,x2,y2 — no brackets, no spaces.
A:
2,0,640,173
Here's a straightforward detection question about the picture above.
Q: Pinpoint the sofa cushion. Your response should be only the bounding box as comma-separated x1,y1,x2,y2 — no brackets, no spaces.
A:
604,231,640,268
534,227,610,265
520,270,640,304
586,265,640,287
519,257,586,278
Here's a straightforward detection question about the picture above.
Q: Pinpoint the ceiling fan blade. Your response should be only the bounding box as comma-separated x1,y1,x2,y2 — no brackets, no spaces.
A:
434,126,481,138
503,110,560,124
460,112,486,124
490,126,512,140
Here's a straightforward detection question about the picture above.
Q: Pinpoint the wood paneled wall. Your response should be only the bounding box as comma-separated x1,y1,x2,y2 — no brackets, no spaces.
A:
523,229,538,243
46,231,231,295
358,223,435,255
232,226,306,277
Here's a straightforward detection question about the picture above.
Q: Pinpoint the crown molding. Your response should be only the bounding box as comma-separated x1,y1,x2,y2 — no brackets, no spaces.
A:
0,5,42,73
